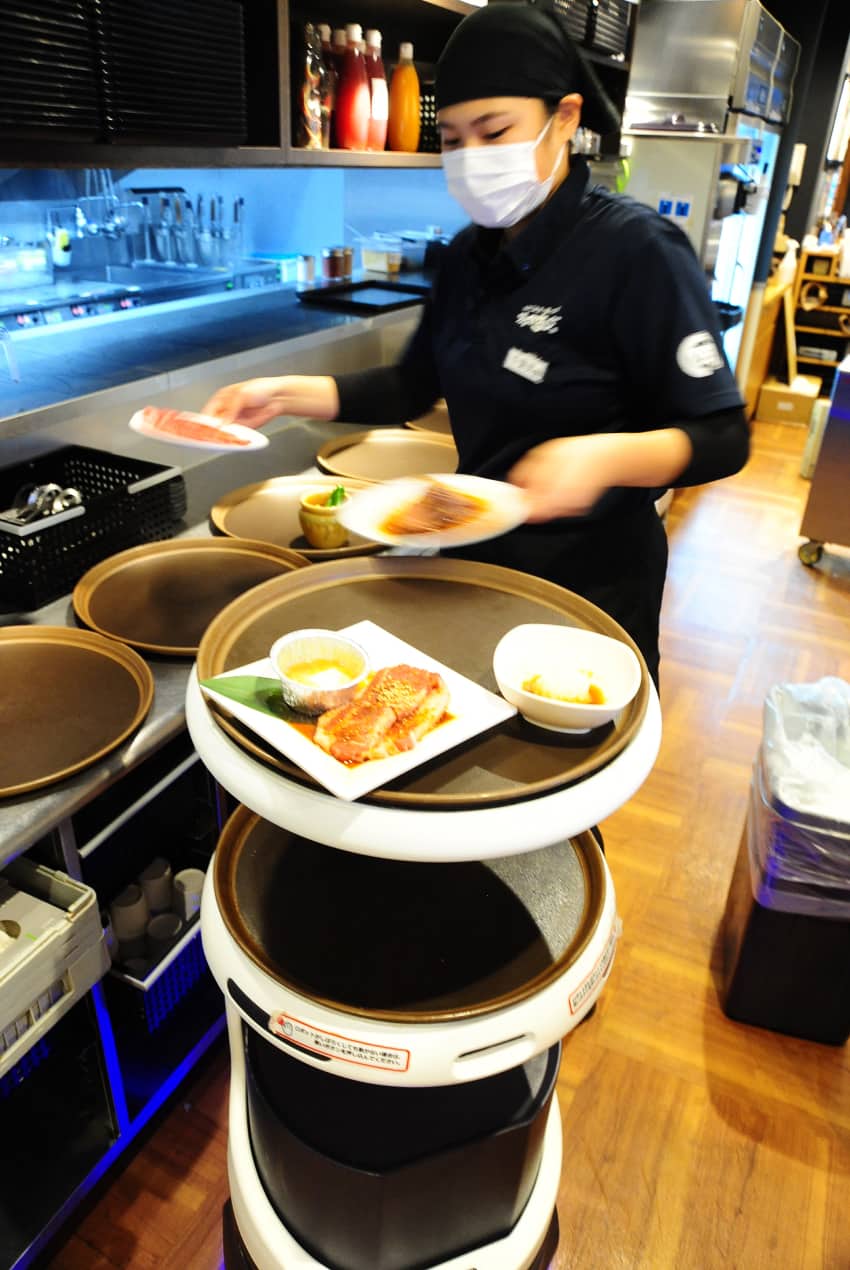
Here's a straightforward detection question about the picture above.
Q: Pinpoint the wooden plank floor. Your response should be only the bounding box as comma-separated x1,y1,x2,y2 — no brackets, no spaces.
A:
45,420,850,1270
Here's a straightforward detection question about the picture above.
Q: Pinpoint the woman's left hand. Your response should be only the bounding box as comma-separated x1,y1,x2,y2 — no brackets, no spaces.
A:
508,434,622,522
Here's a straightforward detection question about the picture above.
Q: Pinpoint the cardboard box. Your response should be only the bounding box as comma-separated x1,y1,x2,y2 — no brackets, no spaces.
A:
756,374,821,426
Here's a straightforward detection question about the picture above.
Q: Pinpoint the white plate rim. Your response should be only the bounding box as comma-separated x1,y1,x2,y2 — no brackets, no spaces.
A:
337,473,530,549
129,408,270,452
198,619,517,801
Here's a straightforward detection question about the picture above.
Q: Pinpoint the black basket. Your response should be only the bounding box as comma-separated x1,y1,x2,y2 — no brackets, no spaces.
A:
0,444,187,612
419,83,440,154
589,0,631,57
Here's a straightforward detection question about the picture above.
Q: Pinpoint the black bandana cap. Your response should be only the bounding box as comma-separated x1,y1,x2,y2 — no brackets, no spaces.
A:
435,0,622,136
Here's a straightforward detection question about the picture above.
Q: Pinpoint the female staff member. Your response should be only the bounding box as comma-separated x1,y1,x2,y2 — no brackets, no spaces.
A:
204,0,749,685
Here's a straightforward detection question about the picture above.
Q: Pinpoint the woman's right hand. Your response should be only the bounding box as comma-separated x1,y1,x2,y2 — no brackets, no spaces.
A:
202,375,340,428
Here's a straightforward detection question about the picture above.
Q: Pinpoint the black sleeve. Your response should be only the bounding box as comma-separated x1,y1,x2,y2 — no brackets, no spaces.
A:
610,217,747,485
334,298,443,425
672,404,750,487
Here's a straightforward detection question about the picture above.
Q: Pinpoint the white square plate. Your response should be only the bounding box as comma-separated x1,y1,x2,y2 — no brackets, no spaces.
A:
199,619,517,802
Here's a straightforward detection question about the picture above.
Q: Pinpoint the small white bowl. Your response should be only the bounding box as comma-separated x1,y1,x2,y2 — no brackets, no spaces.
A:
492,624,642,733
270,629,369,716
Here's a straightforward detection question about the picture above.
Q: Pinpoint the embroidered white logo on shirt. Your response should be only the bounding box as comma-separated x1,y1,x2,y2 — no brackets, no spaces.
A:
503,347,549,384
676,331,725,378
515,304,562,335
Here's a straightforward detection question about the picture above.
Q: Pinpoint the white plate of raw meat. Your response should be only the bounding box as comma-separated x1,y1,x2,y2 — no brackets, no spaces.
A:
337,474,529,549
130,406,269,452
198,619,517,801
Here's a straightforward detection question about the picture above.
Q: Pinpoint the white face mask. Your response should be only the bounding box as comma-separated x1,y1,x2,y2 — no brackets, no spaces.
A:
442,116,565,229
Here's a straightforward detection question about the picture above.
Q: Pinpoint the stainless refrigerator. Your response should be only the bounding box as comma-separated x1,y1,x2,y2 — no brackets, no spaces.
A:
624,0,800,372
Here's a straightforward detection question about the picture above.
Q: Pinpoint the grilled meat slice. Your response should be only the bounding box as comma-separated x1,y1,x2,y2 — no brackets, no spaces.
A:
382,482,485,536
313,664,449,763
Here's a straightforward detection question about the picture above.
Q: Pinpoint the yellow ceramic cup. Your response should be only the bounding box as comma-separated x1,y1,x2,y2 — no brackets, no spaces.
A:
298,488,349,549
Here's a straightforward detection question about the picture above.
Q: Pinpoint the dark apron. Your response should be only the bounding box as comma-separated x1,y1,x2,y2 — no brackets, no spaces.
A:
443,501,668,689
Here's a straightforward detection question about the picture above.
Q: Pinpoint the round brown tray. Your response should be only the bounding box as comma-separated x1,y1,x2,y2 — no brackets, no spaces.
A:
196,556,650,810
73,538,309,656
406,400,452,436
0,626,154,798
214,803,603,1023
315,428,458,482
209,475,383,561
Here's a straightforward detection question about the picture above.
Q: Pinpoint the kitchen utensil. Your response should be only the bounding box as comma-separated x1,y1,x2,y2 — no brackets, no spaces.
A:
337,473,529,549
196,194,213,265
73,537,308,656
315,428,457,482
194,557,649,809
210,475,382,561
0,626,154,799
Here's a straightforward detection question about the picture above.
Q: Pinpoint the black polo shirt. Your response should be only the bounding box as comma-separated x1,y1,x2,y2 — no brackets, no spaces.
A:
336,156,746,519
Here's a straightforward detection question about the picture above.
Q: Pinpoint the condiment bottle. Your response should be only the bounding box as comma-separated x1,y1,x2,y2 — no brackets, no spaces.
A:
297,23,326,150
365,29,388,151
316,23,337,150
335,23,370,151
329,28,347,82
388,42,421,153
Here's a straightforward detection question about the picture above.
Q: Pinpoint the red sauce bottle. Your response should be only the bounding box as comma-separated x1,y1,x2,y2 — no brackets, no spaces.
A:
365,29,388,151
335,23,370,151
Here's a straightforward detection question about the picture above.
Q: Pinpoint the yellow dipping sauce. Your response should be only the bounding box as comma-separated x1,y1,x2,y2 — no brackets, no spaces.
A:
282,659,353,689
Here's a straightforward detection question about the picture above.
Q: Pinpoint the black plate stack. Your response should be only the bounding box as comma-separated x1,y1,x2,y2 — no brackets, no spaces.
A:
92,0,248,145
0,0,100,141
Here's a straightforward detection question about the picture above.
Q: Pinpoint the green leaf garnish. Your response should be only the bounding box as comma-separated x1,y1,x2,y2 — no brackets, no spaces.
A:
327,485,346,507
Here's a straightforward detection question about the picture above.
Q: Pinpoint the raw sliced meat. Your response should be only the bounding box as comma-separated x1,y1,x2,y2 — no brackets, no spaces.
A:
140,406,251,447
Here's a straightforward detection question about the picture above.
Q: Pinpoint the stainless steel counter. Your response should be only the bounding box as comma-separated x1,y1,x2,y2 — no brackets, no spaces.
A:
0,415,368,865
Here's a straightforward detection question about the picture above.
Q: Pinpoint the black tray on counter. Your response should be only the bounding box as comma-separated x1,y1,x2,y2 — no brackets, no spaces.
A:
296,280,428,314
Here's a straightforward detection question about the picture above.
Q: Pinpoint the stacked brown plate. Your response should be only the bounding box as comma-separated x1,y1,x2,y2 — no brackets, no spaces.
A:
73,537,308,656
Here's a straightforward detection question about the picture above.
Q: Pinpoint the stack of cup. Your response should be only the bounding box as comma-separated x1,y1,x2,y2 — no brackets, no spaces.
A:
109,884,150,961
109,859,207,973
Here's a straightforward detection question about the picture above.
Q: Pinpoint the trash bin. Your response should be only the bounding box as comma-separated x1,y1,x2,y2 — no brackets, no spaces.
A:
721,678,850,1046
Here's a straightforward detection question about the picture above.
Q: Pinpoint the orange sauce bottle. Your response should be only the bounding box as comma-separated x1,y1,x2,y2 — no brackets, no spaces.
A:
387,42,420,153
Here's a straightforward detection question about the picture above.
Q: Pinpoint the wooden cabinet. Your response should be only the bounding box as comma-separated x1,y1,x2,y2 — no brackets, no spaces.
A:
0,0,637,169
791,243,850,397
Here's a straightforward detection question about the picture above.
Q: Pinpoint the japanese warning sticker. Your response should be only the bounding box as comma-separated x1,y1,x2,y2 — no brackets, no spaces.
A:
269,1011,411,1072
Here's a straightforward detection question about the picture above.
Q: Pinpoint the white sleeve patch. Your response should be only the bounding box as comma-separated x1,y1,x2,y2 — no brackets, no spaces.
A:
676,331,725,379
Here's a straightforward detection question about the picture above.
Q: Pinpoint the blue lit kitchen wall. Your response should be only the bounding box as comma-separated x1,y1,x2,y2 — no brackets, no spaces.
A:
0,166,465,270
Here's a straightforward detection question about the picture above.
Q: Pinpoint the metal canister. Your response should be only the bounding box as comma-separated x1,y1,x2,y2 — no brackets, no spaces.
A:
297,254,315,285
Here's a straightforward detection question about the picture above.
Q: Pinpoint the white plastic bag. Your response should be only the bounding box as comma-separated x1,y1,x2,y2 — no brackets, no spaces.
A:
763,677,850,823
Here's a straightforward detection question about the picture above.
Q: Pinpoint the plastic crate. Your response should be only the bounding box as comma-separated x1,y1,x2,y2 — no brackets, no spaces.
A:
110,919,210,1034
0,858,109,1079
0,443,186,611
